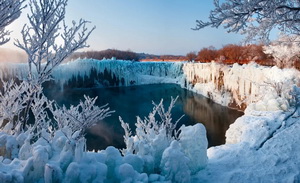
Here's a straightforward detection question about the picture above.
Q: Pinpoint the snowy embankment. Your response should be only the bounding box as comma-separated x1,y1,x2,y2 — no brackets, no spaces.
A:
1,59,300,182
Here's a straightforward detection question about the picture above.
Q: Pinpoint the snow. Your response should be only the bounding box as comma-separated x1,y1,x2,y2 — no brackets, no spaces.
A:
0,59,300,182
160,141,191,183
179,124,208,173
0,123,208,182
195,107,300,182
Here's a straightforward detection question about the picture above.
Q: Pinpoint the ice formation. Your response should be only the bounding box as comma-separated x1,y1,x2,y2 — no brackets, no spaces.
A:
1,59,299,110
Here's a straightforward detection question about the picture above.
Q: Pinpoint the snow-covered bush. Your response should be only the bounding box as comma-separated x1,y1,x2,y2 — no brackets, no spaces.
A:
195,0,300,42
120,97,208,182
0,80,29,134
0,0,98,161
0,93,113,182
51,95,114,140
0,84,112,157
120,97,183,173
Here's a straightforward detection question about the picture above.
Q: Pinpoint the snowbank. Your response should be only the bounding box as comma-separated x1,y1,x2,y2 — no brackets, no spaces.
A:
193,87,300,182
195,103,300,182
0,123,208,182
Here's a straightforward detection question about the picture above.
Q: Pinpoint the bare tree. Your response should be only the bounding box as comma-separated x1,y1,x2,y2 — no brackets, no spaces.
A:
242,44,267,62
15,0,95,84
197,46,218,62
186,51,197,62
0,0,25,45
195,0,300,42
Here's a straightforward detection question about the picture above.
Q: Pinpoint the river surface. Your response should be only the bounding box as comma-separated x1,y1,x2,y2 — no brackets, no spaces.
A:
45,84,243,151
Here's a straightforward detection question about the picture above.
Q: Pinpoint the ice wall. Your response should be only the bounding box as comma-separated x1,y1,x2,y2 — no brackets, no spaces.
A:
0,59,299,110
182,62,300,109
0,62,29,81
51,59,184,88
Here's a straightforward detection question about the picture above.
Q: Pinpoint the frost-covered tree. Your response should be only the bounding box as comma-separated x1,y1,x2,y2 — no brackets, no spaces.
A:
263,34,300,68
0,0,25,45
15,0,95,84
120,97,183,173
0,80,29,134
12,0,96,126
52,96,114,140
195,0,300,42
120,98,208,179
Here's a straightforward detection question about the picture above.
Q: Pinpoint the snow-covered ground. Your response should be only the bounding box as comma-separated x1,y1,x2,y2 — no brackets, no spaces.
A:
0,59,300,182
195,103,300,182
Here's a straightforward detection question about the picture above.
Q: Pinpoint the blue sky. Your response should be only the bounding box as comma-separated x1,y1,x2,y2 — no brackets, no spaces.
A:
5,0,244,55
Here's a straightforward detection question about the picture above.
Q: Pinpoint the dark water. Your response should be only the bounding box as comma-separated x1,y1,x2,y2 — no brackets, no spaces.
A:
45,84,243,151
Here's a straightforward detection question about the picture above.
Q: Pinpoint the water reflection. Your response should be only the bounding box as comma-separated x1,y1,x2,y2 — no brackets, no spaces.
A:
182,94,244,146
44,84,243,151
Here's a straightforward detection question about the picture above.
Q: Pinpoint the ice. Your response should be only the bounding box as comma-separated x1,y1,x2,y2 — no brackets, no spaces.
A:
122,154,144,173
160,141,191,183
179,124,208,173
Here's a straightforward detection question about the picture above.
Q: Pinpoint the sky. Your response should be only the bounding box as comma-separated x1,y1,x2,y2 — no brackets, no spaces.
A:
4,0,245,55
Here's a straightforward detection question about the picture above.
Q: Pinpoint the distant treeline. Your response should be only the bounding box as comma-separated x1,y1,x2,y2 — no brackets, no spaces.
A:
186,44,270,64
68,49,140,61
66,44,289,67
67,49,186,62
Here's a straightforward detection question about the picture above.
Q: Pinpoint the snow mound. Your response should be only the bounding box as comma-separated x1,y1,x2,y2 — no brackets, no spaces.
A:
179,124,208,173
0,123,208,183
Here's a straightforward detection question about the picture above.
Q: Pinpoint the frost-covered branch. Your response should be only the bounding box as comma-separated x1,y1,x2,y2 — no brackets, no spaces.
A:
120,97,183,173
195,0,300,42
152,96,183,139
263,34,300,68
0,0,25,45
15,0,95,84
0,80,28,134
52,95,114,140
0,80,50,134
